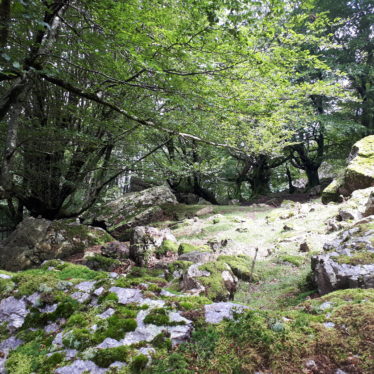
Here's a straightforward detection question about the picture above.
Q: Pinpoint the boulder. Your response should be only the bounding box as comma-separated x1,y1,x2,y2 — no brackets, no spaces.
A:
181,262,238,301
312,219,374,295
337,187,374,221
130,226,177,266
100,241,129,260
0,217,113,271
322,136,374,204
345,135,374,193
81,185,177,240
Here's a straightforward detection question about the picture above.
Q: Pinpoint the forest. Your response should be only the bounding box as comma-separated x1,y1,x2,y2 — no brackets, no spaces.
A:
0,1,373,373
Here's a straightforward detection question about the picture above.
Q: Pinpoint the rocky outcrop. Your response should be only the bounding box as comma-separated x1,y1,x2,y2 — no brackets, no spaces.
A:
336,187,374,222
0,217,113,271
312,219,374,295
322,136,374,204
181,261,238,301
81,185,177,240
129,226,177,266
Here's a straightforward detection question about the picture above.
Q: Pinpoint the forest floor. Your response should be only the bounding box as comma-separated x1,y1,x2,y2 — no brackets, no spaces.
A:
154,197,340,311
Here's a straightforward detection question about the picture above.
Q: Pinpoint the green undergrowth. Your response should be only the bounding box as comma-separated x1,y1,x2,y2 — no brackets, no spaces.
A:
148,289,374,374
332,251,374,265
234,261,314,310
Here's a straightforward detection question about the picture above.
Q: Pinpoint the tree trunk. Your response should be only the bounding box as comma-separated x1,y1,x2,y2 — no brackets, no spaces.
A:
305,166,320,188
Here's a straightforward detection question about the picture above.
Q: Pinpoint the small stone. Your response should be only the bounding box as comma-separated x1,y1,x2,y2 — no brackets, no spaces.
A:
205,302,249,324
45,322,59,334
0,274,11,279
323,322,335,329
96,337,122,349
55,359,107,374
93,287,104,296
108,287,144,304
71,292,90,303
98,308,115,319
299,241,310,252
75,281,96,293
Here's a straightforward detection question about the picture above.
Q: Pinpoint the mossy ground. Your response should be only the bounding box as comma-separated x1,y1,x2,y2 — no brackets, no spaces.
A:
1,198,373,373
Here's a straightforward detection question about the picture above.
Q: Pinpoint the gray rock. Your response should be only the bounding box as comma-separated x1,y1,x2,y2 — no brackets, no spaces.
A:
178,251,213,264
108,287,144,304
39,303,58,313
94,287,104,296
0,336,23,373
98,308,115,320
81,185,177,240
45,322,60,334
52,332,64,346
0,217,113,271
168,324,193,345
109,361,127,368
181,264,209,295
71,292,90,303
55,360,107,374
323,322,335,328
205,302,249,324
75,281,96,293
0,274,11,279
101,241,129,260
130,226,177,266
0,296,28,330
96,337,122,349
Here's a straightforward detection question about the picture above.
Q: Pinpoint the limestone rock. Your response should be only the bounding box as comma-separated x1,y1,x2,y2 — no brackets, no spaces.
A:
312,219,374,295
181,262,238,301
0,217,113,271
205,302,249,324
55,360,107,374
81,185,177,240
178,251,213,264
130,226,176,266
322,136,374,204
0,296,28,331
345,135,374,193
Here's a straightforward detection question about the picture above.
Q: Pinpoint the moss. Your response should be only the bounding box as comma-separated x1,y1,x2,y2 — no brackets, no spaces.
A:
155,239,179,257
277,254,304,267
51,220,113,250
332,251,374,265
218,255,253,281
5,332,56,374
0,277,15,297
143,308,170,326
92,346,130,368
151,332,172,350
63,328,94,350
94,315,137,341
178,243,211,255
130,354,149,373
198,262,232,301
98,292,119,304
13,272,58,296
85,254,121,271
66,312,89,328
176,295,212,311
166,260,193,281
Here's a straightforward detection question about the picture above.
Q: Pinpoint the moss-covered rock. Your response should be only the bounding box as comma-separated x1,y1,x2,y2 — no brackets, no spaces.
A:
345,135,374,193
0,217,114,271
81,185,177,240
321,177,345,204
323,136,374,205
178,243,211,255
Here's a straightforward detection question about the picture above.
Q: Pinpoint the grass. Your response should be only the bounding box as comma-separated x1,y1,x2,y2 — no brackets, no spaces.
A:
234,261,314,310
